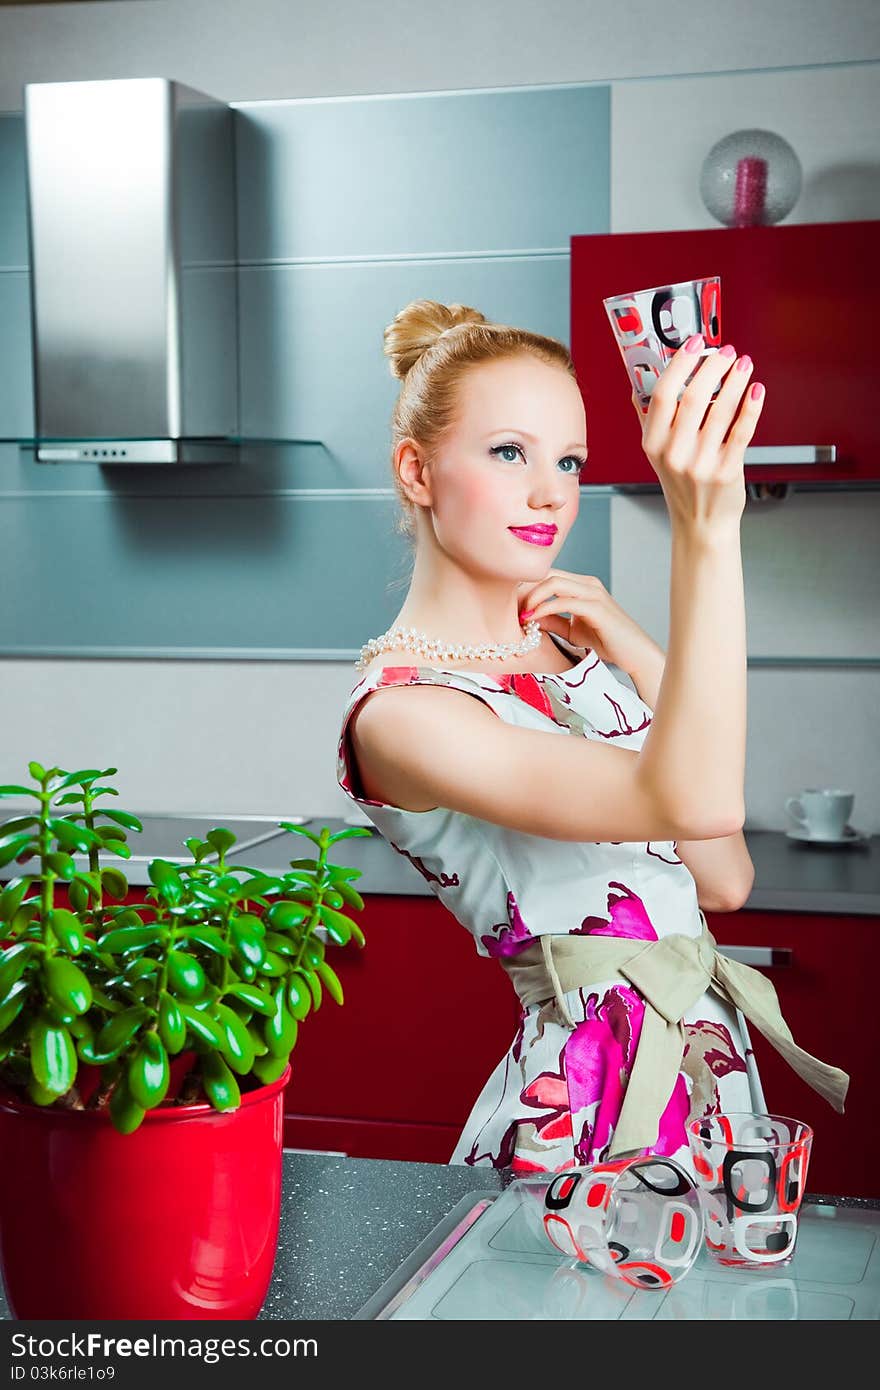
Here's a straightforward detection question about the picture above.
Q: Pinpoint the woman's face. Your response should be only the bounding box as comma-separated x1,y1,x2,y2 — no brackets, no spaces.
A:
424,355,587,578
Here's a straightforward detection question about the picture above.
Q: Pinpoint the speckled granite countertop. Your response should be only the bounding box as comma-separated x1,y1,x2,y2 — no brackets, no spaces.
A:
0,1152,875,1321
1,812,877,915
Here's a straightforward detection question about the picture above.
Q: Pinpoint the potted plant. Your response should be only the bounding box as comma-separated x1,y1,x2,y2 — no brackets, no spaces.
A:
0,761,369,1321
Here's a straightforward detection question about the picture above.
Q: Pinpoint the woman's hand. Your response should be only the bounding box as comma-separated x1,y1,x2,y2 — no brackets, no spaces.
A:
517,568,663,674
630,335,766,541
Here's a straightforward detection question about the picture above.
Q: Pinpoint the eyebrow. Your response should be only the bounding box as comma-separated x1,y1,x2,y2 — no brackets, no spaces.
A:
485,428,587,453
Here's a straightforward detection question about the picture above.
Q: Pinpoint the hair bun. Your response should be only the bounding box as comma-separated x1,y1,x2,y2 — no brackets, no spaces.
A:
383,298,488,379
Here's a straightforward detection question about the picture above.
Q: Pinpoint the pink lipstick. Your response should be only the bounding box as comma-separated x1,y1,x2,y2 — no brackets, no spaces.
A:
508,524,557,546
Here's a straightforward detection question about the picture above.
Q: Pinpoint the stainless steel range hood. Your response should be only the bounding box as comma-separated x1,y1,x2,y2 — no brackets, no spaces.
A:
23,78,240,464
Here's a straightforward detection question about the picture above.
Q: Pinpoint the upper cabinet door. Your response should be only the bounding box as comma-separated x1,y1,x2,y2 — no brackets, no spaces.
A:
571,220,879,486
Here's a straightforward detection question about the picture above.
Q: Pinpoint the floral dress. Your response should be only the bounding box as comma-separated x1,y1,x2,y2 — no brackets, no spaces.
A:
335,632,765,1177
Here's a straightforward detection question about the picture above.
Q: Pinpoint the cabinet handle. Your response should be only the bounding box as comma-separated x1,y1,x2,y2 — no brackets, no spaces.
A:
743,446,836,466
717,945,792,968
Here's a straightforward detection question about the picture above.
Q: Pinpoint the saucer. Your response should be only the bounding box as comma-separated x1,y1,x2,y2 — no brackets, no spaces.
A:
785,824,869,845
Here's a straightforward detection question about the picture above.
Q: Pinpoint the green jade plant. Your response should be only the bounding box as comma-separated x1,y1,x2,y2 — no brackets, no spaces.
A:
0,762,369,1133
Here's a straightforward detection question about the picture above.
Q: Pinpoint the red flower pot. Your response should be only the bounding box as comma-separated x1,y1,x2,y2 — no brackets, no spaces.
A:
0,1062,290,1320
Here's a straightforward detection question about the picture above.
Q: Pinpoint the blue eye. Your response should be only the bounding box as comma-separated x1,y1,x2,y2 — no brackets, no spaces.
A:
489,442,585,473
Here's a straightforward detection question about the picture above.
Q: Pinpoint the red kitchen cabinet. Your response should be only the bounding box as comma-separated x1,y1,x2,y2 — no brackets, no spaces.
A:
571,219,879,487
706,907,876,1200
282,895,521,1162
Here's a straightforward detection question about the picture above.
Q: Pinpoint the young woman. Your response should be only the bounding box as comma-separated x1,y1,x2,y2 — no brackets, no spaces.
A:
336,299,848,1175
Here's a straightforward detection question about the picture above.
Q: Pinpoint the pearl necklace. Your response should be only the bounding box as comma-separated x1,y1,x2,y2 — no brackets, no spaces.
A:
355,619,542,671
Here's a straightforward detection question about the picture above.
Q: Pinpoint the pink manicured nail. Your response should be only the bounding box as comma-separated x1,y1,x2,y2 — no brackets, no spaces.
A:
750,382,765,401
736,355,752,372
520,609,535,620
719,344,736,358
684,333,704,353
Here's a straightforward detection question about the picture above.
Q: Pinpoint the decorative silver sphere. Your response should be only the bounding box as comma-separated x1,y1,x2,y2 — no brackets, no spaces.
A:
699,129,802,227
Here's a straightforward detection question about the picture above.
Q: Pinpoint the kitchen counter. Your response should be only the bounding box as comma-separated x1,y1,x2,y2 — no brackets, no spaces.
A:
0,1151,875,1321
1,810,877,915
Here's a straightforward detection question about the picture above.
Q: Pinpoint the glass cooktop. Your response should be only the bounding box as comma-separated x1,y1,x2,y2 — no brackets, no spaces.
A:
355,1178,880,1320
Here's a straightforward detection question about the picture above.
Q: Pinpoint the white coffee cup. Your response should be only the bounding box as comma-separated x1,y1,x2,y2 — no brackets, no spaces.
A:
785,788,854,840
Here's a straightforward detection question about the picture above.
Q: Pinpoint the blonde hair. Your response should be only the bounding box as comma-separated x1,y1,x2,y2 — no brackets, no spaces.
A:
382,299,578,583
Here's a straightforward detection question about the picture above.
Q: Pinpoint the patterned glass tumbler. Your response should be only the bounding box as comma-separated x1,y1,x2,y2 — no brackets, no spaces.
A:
541,1156,704,1290
603,276,722,415
687,1112,813,1269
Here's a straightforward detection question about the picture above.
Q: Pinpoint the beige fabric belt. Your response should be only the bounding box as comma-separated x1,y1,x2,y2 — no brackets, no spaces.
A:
497,909,849,1159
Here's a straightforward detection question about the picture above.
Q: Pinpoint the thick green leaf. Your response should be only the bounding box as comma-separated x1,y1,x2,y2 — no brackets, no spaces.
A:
27,1077,60,1107
285,974,311,1022
266,900,309,931
256,950,287,979
177,1001,225,1049
48,768,104,794
0,980,30,1032
315,959,344,1006
223,982,276,1017
332,880,365,913
327,826,373,842
123,956,159,983
0,833,35,868
147,859,183,906
252,1051,290,1084
47,908,86,953
230,917,266,967
302,938,325,968
229,873,281,901
100,867,129,900
167,949,206,998
233,911,266,936
8,898,41,934
245,1022,269,1057
318,904,359,943
96,925,162,954
30,1016,77,1094
0,877,32,922
0,941,39,999
128,1032,169,1108
103,906,145,929
158,991,186,1053
100,809,144,832
0,785,40,799
205,828,237,857
300,967,323,1012
201,1050,240,1111
213,1003,255,1075
109,1076,146,1135
66,879,90,914
0,816,39,836
45,851,76,880
44,957,92,1015
265,984,298,1057
47,818,100,853
183,837,213,862
278,822,322,846
95,1004,150,1057
96,824,127,843
263,930,297,957
177,927,231,957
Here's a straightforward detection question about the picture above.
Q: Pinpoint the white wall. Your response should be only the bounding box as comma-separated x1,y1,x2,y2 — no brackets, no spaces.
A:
1,0,878,113
1,1,878,830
